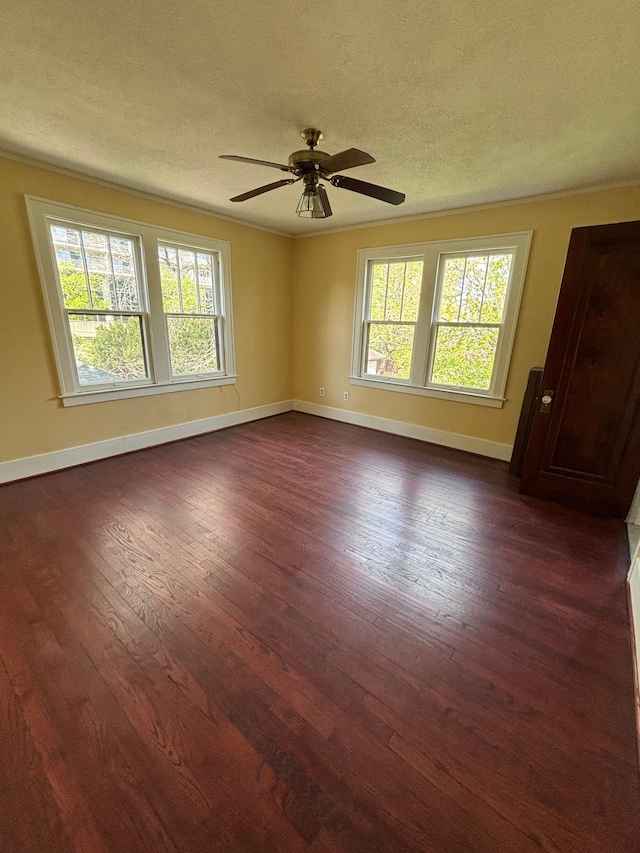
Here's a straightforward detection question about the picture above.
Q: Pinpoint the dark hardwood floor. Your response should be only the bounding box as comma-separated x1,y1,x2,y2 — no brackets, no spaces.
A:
1,412,638,852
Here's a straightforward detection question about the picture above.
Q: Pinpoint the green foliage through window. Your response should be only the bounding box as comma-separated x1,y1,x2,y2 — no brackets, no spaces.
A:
439,254,510,323
355,234,529,403
430,252,511,389
431,327,499,389
366,260,422,379
159,244,219,376
70,316,146,383
167,317,218,376
53,234,221,383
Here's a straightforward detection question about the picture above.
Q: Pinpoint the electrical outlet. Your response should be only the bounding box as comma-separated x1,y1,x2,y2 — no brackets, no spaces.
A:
319,387,325,397
343,391,349,402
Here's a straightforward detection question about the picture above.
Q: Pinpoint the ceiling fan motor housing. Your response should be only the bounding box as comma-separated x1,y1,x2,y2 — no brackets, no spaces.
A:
289,127,330,176
288,149,329,173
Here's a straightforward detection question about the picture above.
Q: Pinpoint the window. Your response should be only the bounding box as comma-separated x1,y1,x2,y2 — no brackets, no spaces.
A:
27,198,235,406
158,244,221,378
352,232,531,407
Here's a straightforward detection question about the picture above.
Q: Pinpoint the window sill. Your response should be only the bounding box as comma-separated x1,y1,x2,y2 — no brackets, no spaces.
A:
349,376,505,408
60,375,237,407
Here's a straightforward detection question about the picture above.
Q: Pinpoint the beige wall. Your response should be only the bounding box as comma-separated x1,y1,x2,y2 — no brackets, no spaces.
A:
2,152,639,468
293,185,640,446
0,156,293,463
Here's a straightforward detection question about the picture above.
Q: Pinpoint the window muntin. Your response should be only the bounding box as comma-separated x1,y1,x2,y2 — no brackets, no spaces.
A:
27,197,235,404
352,233,531,406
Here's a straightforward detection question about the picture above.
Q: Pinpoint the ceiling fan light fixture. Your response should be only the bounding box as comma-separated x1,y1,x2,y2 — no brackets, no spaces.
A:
296,187,326,218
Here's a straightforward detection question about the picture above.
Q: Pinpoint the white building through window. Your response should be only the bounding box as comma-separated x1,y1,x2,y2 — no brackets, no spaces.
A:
27,198,235,406
351,232,532,407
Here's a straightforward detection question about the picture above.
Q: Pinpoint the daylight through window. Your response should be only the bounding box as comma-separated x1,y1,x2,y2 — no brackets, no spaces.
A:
51,224,148,387
353,233,531,406
158,244,220,378
27,198,235,406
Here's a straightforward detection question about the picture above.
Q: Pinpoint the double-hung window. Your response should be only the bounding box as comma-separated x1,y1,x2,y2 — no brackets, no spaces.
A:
27,197,235,406
352,232,531,407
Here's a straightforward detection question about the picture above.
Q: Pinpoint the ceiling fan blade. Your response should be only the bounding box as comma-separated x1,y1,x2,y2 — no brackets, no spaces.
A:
318,148,375,174
317,185,333,218
220,155,294,173
230,179,297,202
330,175,405,205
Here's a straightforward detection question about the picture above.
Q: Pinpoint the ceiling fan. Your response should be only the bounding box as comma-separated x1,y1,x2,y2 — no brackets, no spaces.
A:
220,128,405,219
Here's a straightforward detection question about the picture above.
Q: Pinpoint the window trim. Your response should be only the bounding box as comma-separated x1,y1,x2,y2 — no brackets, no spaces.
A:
351,232,532,407
26,196,236,405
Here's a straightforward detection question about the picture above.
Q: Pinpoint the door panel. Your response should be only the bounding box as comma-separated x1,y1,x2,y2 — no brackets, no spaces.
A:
520,221,640,517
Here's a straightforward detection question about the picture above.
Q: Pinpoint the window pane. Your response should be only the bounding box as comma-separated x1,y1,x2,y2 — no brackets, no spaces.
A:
51,225,81,251
430,327,499,390
56,258,91,308
439,257,465,321
480,254,511,322
52,227,83,272
439,252,512,324
386,263,405,321
158,244,217,315
365,323,415,380
458,255,487,322
369,263,387,321
68,314,147,385
197,253,215,314
82,231,109,273
158,245,180,311
402,261,423,322
115,276,139,310
178,249,198,312
369,260,423,323
167,317,218,376
51,225,140,311
110,237,135,275
88,273,114,310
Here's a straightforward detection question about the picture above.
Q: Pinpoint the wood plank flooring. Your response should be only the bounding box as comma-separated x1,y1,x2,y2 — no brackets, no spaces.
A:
0,412,638,852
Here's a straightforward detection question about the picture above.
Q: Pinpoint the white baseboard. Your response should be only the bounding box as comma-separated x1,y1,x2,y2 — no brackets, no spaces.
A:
0,398,514,484
0,400,294,484
293,400,513,461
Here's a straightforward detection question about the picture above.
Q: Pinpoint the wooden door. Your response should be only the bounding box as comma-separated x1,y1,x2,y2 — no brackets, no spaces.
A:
520,220,640,517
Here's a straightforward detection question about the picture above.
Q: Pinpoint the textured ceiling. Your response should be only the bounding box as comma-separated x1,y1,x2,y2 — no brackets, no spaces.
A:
2,0,639,235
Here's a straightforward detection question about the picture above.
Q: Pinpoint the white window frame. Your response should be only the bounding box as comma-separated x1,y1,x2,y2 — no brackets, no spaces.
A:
26,197,236,406
351,231,532,408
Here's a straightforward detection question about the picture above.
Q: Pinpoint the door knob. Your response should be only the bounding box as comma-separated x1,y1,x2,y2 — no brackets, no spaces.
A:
540,391,554,413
